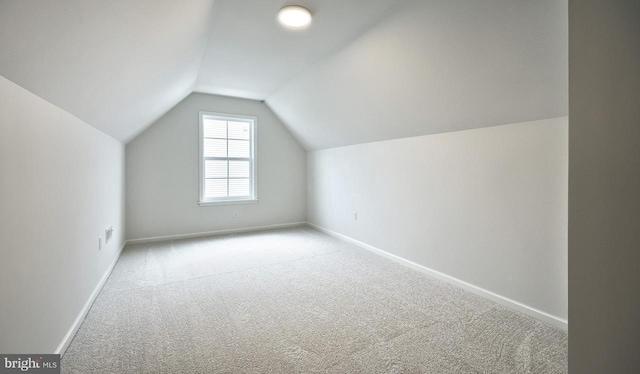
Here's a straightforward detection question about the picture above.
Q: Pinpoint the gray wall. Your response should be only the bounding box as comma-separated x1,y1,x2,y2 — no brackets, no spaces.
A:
0,75,125,352
308,117,568,322
569,0,640,372
126,93,306,240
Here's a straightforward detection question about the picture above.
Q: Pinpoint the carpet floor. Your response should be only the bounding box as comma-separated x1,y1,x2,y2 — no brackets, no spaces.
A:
62,226,567,373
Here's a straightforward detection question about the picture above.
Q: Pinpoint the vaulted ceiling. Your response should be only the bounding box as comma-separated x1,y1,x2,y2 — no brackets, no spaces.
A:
0,0,567,149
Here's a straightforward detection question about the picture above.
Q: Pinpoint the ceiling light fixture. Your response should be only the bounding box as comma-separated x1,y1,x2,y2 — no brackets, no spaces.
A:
278,6,312,30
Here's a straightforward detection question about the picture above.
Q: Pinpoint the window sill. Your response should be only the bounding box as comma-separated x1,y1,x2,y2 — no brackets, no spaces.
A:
198,199,259,207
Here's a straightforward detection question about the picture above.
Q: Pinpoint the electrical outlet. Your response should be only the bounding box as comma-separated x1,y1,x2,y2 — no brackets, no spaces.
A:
353,211,358,220
98,237,102,250
105,225,114,244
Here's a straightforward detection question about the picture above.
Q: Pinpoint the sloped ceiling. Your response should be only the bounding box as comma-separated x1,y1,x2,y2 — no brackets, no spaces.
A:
267,0,568,150
195,0,405,99
0,0,567,148
0,0,215,142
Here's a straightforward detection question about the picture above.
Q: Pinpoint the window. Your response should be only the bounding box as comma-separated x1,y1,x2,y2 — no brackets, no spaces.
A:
199,112,257,205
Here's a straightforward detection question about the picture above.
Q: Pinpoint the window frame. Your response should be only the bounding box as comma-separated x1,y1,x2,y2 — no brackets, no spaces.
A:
198,111,258,206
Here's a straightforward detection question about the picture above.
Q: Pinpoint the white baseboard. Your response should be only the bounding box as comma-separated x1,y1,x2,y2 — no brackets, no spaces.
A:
55,240,127,356
306,222,568,331
126,222,307,245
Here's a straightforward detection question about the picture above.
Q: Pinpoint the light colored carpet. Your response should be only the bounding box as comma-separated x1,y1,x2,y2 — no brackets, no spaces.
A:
62,226,567,373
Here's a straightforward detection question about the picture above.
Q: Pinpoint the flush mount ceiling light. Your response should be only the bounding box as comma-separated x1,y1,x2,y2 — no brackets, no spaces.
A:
278,5,312,29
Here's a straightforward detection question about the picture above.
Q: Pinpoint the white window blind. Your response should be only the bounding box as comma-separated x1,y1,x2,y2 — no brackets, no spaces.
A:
199,112,256,204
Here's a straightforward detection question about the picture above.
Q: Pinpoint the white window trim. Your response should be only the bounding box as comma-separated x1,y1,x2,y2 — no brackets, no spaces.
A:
198,111,258,206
